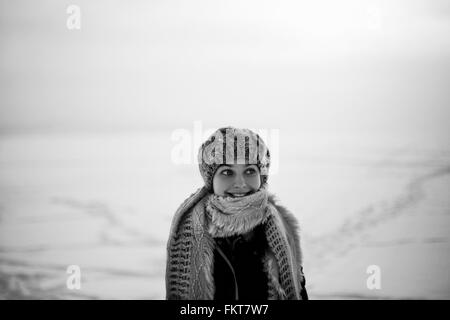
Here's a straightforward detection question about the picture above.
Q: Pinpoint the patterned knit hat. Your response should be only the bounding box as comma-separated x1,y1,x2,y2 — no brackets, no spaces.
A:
197,127,271,191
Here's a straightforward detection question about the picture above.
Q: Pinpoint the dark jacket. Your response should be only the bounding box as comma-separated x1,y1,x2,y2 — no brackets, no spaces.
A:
213,224,308,300
213,224,269,300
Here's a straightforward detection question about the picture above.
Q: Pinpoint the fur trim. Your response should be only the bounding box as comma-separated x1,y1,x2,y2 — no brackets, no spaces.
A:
267,193,305,298
166,189,306,300
268,194,303,268
263,250,287,300
206,193,270,238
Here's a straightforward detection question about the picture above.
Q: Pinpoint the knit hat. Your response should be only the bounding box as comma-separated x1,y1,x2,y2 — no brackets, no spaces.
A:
197,127,271,191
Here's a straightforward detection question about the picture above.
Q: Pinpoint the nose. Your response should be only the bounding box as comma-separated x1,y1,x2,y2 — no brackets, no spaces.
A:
233,174,246,189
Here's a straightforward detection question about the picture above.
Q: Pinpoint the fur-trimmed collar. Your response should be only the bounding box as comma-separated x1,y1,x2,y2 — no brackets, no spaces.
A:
166,187,306,300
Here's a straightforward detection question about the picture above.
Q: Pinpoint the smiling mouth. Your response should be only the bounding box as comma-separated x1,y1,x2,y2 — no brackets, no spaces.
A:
226,191,251,198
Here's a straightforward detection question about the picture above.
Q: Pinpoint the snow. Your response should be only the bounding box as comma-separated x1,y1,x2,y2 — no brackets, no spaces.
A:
0,130,449,299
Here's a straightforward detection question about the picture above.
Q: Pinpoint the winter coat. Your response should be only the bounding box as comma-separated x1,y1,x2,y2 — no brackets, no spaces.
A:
166,188,308,300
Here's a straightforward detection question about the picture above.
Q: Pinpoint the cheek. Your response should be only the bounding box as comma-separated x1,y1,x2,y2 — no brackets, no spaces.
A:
246,175,261,190
212,176,232,195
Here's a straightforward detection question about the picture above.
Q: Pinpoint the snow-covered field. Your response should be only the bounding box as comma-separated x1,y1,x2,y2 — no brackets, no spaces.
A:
0,130,449,299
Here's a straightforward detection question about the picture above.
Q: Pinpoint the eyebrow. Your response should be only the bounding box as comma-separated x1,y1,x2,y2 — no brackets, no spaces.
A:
220,164,256,169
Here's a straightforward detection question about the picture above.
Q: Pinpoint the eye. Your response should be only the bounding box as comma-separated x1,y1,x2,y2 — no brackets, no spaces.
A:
220,169,234,177
245,168,257,175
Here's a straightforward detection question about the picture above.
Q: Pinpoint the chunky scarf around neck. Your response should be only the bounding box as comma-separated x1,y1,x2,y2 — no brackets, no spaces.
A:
166,186,305,300
206,187,270,238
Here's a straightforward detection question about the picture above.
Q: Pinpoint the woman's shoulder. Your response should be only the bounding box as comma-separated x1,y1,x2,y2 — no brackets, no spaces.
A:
267,193,301,233
168,187,209,239
267,193,303,264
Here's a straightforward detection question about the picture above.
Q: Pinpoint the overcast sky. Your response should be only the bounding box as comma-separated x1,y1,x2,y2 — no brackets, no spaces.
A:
1,0,449,139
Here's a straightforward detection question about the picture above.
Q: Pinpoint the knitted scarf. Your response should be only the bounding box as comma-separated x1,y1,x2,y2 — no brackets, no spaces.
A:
206,187,270,238
166,187,304,300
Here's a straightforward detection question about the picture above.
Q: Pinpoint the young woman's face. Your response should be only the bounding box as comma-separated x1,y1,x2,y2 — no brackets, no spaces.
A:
212,164,261,197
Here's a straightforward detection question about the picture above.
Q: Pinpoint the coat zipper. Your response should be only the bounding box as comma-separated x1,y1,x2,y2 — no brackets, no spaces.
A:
216,245,239,300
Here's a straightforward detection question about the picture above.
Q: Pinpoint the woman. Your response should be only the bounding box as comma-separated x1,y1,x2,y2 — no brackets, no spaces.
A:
166,127,308,300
